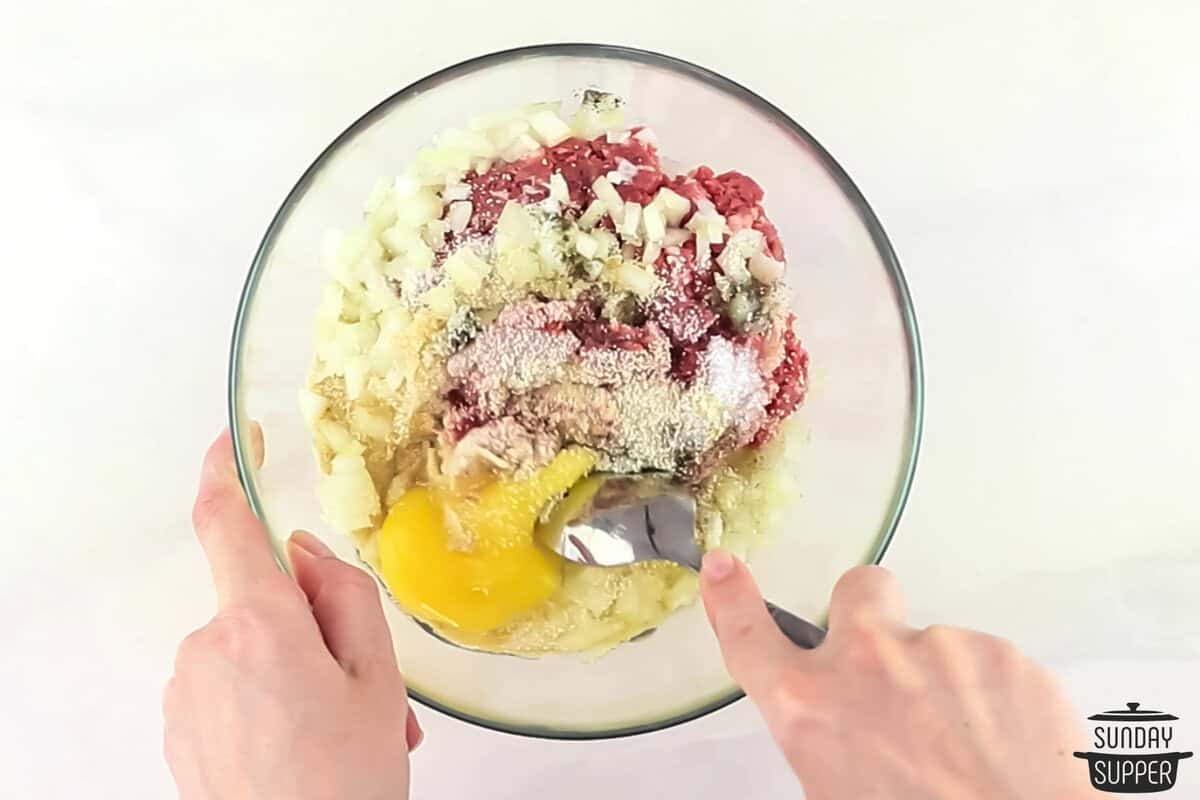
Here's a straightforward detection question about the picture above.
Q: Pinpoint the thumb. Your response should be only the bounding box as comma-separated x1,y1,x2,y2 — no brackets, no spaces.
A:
700,549,798,698
287,530,398,679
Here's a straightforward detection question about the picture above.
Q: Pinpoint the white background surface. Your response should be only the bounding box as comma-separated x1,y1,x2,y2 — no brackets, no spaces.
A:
2,1,1198,797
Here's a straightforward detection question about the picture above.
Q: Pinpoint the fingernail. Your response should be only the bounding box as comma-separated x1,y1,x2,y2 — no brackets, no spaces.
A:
289,529,334,559
408,711,424,751
702,549,736,582
248,421,265,469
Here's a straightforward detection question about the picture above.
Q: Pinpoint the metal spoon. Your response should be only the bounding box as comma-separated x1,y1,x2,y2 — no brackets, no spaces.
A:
536,472,827,649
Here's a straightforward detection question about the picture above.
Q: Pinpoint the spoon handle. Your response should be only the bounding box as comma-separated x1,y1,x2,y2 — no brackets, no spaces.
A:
765,601,827,649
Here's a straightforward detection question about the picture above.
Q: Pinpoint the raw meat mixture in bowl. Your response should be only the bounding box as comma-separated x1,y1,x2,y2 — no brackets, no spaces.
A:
303,90,809,655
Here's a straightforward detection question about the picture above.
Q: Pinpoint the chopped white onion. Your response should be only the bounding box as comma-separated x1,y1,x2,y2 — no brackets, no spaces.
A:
344,355,368,400
486,119,530,150
527,109,572,146
495,201,536,248
642,240,662,266
548,172,569,203
315,420,354,453
654,187,692,226
616,262,659,297
686,200,728,244
716,228,765,285
578,199,606,230
619,201,642,240
500,134,541,163
695,231,712,268
442,183,471,202
662,227,693,247
591,177,625,224
395,187,442,228
641,202,666,243
574,230,600,259
446,201,473,234
592,228,619,255
393,173,420,198
443,247,491,293
748,251,785,284
298,390,328,428
422,219,449,248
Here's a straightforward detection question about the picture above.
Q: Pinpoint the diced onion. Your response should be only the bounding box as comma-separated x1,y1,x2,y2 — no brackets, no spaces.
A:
591,177,625,224
446,201,473,234
500,134,541,162
496,201,536,248
549,172,569,203
642,202,666,243
298,390,328,428
578,199,606,230
663,227,693,247
748,251,785,284
615,262,659,298
642,240,662,266
654,187,692,227
716,229,765,285
443,247,491,294
695,231,712,268
422,219,449,248
527,110,572,146
574,230,600,259
619,201,642,240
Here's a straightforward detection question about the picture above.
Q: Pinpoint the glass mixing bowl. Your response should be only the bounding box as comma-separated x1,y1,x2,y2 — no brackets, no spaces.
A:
228,44,923,738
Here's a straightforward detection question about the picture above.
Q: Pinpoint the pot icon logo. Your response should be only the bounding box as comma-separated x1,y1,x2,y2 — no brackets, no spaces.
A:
1074,702,1193,793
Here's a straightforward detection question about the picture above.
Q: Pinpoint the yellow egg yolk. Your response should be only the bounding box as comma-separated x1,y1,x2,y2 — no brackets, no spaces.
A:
378,448,598,633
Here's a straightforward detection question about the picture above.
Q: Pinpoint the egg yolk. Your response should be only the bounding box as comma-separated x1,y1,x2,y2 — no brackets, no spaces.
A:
378,448,598,633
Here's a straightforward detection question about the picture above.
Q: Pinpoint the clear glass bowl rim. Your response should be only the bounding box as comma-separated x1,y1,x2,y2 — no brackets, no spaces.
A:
227,42,925,740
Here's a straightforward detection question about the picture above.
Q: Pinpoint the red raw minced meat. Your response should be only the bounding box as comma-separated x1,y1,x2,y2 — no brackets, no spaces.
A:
441,129,806,453
571,318,660,352
444,387,489,440
547,129,665,206
462,163,551,234
458,130,665,239
538,300,667,355
652,296,717,348
648,241,718,348
670,167,786,262
753,323,809,446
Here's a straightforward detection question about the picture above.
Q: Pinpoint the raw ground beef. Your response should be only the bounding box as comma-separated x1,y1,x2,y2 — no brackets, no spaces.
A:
439,129,808,477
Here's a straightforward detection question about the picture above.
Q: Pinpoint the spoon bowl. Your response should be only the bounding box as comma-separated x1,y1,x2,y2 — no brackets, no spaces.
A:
537,473,828,649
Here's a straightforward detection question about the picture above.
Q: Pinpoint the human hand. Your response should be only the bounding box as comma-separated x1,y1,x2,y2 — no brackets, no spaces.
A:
700,552,1097,799
164,429,419,800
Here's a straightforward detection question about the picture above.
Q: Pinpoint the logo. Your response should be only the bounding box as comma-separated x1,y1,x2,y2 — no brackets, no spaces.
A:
1074,702,1193,793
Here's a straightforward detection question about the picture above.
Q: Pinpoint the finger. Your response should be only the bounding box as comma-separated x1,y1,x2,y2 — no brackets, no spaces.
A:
826,565,908,635
287,530,398,678
406,707,424,752
192,426,288,608
700,549,800,698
